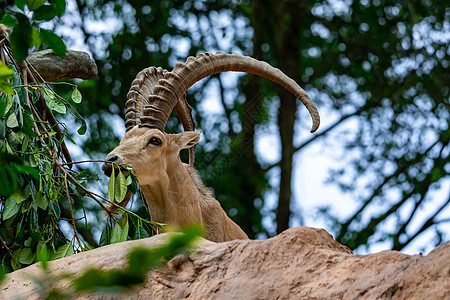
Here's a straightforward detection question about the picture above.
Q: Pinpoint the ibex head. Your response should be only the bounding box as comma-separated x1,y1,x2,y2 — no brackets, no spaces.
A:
101,51,320,215
102,128,200,185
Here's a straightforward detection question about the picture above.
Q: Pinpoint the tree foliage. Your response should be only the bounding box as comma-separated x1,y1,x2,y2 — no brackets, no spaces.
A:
0,1,162,275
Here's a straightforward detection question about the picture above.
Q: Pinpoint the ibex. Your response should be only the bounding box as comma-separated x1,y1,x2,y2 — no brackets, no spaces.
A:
102,52,320,243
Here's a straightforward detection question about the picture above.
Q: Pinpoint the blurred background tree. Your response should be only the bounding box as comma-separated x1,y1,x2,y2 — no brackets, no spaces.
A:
3,0,447,253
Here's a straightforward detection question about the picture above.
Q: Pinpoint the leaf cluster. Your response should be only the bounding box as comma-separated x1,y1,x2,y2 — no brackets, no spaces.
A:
1,0,67,61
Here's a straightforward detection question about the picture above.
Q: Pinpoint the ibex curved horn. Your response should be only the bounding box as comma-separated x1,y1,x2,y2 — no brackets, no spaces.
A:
141,51,320,134
124,66,196,164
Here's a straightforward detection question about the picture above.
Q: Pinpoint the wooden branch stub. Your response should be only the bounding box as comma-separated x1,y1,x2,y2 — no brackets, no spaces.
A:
27,49,98,82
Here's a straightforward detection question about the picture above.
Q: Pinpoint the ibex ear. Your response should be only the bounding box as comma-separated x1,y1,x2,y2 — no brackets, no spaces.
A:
173,131,201,150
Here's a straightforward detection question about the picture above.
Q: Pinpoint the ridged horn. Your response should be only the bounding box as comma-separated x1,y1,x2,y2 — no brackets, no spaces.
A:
125,66,197,165
125,67,167,131
141,51,320,133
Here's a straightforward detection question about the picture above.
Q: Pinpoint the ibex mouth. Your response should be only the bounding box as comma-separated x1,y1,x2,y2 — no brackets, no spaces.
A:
102,153,127,178
102,162,113,177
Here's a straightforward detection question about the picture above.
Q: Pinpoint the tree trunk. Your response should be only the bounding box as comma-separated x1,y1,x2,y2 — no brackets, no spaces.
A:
274,1,302,234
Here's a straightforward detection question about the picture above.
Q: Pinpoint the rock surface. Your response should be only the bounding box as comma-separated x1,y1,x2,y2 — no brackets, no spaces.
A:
27,49,98,82
1,227,449,299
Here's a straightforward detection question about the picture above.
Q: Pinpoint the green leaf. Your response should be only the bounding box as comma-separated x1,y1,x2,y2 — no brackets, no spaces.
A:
2,197,21,220
24,237,32,247
0,81,14,95
0,60,14,95
27,0,46,11
0,61,14,80
115,171,127,203
11,131,23,143
81,243,95,252
19,248,35,264
12,163,39,179
133,225,150,240
20,110,36,136
127,172,138,194
12,187,29,204
2,93,13,116
51,0,66,17
52,241,74,260
71,88,82,103
120,217,129,242
11,250,21,270
108,167,115,202
110,217,128,244
33,5,56,21
39,29,66,58
76,114,87,135
36,241,50,270
110,222,122,244
35,192,48,210
48,199,60,218
99,223,111,247
16,0,26,11
0,62,14,95
0,14,18,27
6,113,18,128
43,89,66,114
9,14,31,62
30,27,42,48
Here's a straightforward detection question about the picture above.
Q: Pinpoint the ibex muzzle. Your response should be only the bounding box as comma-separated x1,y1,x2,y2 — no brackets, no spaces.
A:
103,52,320,242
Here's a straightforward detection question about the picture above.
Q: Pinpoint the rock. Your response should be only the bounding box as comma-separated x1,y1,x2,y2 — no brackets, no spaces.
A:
1,227,449,299
27,49,98,82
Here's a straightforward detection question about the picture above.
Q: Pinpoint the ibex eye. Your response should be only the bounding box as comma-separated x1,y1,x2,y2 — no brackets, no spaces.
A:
148,137,162,146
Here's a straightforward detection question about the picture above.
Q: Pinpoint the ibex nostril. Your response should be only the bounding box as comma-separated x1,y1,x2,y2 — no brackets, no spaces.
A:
106,154,119,162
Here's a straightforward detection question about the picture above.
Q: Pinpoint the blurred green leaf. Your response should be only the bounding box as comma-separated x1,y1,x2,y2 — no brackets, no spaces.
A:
12,187,29,204
9,14,31,62
15,0,26,11
39,29,66,58
0,14,18,27
12,162,39,179
0,62,14,80
36,241,50,270
33,5,56,22
30,27,42,48
51,0,66,17
0,61,14,95
27,0,46,11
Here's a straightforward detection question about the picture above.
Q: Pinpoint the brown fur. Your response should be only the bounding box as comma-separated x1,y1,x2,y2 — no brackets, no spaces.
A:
105,127,248,243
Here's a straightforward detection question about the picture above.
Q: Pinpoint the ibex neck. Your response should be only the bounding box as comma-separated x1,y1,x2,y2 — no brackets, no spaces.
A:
140,161,204,226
